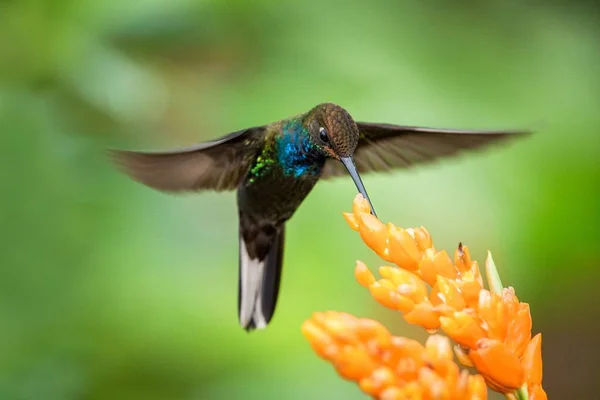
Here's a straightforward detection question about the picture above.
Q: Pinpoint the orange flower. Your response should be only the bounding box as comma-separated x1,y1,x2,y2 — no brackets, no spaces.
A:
404,301,442,330
440,312,487,349
522,334,547,400
302,312,487,400
469,338,525,392
420,249,457,284
304,195,545,399
343,196,433,272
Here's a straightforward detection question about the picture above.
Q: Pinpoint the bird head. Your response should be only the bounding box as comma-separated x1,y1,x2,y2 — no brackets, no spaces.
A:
305,103,377,216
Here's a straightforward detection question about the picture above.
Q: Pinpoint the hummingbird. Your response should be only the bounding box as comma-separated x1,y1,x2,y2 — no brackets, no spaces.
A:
110,103,529,331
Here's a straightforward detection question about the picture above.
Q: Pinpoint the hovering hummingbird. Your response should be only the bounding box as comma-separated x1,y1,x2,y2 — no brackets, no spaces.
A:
110,103,529,331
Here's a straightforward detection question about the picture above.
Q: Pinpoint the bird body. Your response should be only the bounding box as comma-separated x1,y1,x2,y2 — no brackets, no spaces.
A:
241,117,324,219
237,118,324,329
110,103,530,331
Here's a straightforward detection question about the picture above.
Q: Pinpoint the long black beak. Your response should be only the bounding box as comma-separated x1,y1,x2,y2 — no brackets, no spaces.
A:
340,157,377,217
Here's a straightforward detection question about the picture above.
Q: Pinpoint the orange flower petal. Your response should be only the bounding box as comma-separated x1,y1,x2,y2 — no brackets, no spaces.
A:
432,250,457,279
440,312,486,349
455,277,483,309
387,335,423,357
383,337,424,380
357,212,388,257
471,260,484,285
419,250,457,286
413,227,433,252
469,338,525,393
453,369,470,397
505,302,532,356
343,212,359,230
477,290,507,340
419,366,448,399
432,303,456,318
301,319,337,359
322,316,360,344
418,248,439,286
424,334,453,362
380,384,421,400
436,360,459,391
387,224,422,271
352,193,371,215
468,374,488,399
379,266,427,303
355,261,376,288
529,385,548,400
335,345,377,380
454,345,474,367
356,318,393,353
404,302,441,330
359,366,397,395
369,282,415,312
430,276,467,310
502,287,520,316
521,333,543,386
454,243,473,273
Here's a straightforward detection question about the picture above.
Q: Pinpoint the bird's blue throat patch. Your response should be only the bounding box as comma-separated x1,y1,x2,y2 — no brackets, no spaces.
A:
277,120,324,178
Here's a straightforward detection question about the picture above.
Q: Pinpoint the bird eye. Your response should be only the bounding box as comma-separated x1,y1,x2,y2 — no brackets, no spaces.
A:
319,127,329,143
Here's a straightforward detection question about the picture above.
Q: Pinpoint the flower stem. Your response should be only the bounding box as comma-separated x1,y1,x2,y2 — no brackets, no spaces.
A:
485,250,504,295
515,384,529,400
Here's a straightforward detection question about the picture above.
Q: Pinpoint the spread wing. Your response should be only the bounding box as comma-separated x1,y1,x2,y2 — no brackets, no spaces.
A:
109,126,267,192
321,122,531,178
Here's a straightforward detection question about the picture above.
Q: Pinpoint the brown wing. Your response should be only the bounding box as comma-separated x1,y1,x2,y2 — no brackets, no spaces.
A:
109,126,267,192
321,122,531,178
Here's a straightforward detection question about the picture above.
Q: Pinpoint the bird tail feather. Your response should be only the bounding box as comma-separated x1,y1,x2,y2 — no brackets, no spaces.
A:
238,226,284,331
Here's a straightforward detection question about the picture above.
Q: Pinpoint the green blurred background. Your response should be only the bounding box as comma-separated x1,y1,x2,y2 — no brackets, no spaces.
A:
1,0,599,398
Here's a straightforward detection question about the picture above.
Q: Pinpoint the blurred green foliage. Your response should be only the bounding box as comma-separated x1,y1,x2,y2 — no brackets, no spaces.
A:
1,0,599,399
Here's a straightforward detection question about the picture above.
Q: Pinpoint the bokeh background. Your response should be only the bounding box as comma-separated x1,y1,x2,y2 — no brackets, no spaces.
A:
1,0,599,398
